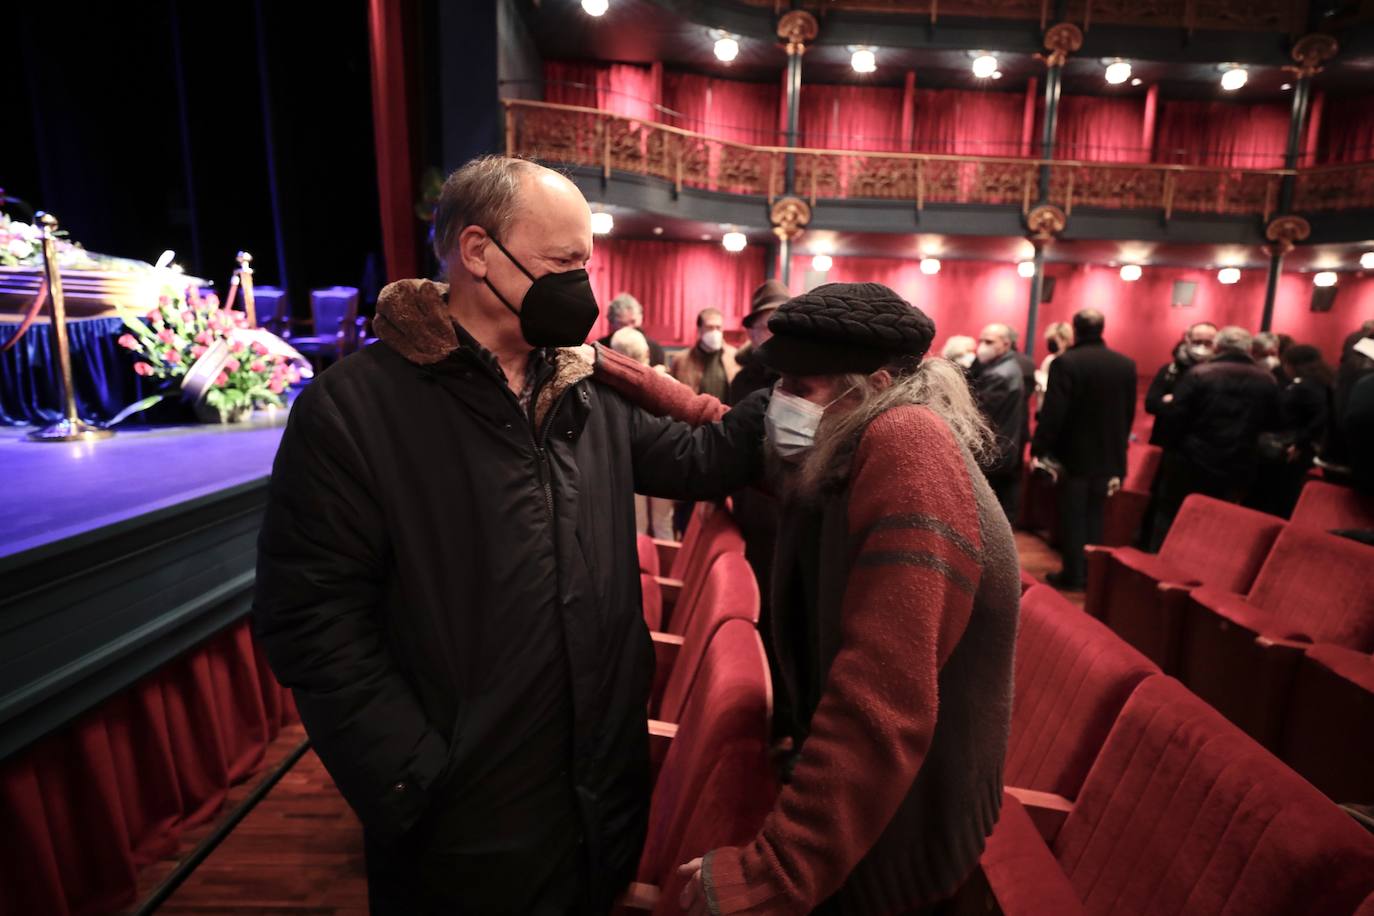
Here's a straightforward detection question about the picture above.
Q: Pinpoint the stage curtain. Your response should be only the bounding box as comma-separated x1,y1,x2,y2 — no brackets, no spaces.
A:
798,83,907,152
662,72,780,145
1318,94,1374,164
912,88,1025,157
1153,100,1290,169
544,60,658,120
367,0,419,281
0,618,299,916
1056,95,1148,162
589,239,766,345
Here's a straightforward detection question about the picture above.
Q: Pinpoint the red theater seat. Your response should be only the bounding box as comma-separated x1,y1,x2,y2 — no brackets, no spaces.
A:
1179,524,1374,748
641,572,664,631
1291,479,1374,532
1084,495,1284,672
983,676,1374,916
637,533,660,576
657,511,745,638
1006,586,1159,800
1279,643,1374,805
629,619,774,913
1019,568,1039,593
651,552,760,725
1100,444,1162,547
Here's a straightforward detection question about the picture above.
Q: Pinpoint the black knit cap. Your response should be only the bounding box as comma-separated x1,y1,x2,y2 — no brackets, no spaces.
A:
756,281,936,375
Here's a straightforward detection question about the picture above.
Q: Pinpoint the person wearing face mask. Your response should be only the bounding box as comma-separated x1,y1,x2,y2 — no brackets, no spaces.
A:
727,279,788,407
253,156,768,915
1035,322,1073,397
940,334,978,371
594,282,1019,916
1144,321,1216,447
970,323,1028,522
1251,331,1286,384
671,307,740,400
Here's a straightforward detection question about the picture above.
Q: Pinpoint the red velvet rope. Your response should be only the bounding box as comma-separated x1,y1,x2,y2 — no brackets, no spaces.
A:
0,275,50,354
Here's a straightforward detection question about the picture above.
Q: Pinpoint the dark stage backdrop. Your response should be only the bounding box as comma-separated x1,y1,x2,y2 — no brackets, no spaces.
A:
8,2,384,320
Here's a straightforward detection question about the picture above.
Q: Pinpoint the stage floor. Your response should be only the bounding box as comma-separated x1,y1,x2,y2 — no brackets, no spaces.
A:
0,408,289,559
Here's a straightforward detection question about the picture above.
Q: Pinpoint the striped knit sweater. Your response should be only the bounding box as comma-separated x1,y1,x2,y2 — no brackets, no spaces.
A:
595,345,1020,914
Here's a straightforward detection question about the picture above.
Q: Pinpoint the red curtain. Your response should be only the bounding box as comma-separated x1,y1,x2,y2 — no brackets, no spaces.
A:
791,256,1368,369
662,72,781,145
798,83,907,152
1153,100,1290,169
544,61,658,120
367,0,419,281
1056,95,1148,162
1318,95,1374,164
589,239,766,344
0,619,299,916
912,89,1025,157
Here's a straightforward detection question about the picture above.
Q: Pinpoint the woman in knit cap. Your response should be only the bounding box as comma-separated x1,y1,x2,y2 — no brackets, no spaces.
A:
594,281,1020,915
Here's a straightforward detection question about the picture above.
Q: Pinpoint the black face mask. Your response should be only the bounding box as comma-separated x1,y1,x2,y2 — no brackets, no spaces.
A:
484,234,600,348
1047,339,1060,355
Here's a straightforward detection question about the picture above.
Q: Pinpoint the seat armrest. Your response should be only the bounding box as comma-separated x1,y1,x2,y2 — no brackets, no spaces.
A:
648,719,678,784
618,882,660,910
1255,634,1311,652
1006,786,1073,844
1084,545,1116,618
649,632,684,714
653,576,683,616
653,538,680,574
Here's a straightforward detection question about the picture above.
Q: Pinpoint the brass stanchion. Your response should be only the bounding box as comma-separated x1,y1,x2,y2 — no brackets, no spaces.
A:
28,212,115,442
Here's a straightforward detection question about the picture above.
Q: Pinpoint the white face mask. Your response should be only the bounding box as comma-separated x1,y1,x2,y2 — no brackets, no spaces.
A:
1188,344,1214,361
957,352,977,370
1263,355,1281,370
699,329,724,353
976,343,998,364
765,385,853,459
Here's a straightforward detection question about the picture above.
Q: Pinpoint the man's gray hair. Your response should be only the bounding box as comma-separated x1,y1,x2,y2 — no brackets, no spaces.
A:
608,293,643,323
432,155,541,262
609,326,650,364
1215,326,1254,355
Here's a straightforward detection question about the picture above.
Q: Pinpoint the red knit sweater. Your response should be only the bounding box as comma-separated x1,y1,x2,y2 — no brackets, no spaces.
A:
595,346,1013,914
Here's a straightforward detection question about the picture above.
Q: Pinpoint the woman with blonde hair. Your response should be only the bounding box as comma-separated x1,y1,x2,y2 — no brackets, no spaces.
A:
1036,321,1074,394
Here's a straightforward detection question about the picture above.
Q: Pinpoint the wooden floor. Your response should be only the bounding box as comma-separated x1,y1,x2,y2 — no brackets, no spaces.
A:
132,531,1068,913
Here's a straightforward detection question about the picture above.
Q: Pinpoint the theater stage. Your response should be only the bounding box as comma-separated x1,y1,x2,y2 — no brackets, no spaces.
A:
0,409,289,761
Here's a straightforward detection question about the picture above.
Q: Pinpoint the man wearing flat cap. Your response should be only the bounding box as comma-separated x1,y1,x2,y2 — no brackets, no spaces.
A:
727,279,789,407
594,282,1020,915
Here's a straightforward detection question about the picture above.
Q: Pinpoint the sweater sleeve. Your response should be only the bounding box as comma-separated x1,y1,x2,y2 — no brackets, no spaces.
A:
594,342,730,424
701,406,983,914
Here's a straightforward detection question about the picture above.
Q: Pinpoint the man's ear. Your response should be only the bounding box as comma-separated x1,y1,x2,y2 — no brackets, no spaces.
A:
457,225,491,279
869,368,894,391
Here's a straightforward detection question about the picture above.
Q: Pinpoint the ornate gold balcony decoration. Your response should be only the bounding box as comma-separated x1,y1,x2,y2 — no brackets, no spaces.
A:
1027,204,1068,241
777,10,819,54
504,99,1368,219
771,197,812,241
1264,215,1312,257
1286,33,1339,79
1041,23,1084,67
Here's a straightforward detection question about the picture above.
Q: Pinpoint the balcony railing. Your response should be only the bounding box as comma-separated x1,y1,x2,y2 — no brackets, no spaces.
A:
504,100,1374,221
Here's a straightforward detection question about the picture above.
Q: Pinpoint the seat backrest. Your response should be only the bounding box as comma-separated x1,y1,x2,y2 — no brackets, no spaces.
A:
639,619,773,885
252,285,290,330
640,572,663,632
309,286,359,336
658,552,761,723
1054,675,1374,916
670,502,725,581
1006,585,1159,798
1123,444,1163,493
1157,495,1285,594
1247,524,1374,651
1291,479,1374,533
666,511,745,636
636,533,660,576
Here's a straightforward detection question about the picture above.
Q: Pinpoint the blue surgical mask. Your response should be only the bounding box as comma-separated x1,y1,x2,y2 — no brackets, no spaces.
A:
764,385,854,459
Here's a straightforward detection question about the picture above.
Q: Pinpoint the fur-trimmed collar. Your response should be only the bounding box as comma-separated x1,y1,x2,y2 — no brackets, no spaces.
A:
375,278,594,427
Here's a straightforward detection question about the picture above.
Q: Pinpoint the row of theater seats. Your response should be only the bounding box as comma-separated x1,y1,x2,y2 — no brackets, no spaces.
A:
1084,479,1374,805
635,503,1374,914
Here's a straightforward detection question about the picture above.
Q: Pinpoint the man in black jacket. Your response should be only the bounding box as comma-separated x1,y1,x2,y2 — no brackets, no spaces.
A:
1144,321,1216,446
1031,309,1137,589
1149,326,1278,541
253,156,766,915
971,322,1027,522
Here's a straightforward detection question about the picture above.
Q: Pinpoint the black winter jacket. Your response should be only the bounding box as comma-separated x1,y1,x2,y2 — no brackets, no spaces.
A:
253,280,766,911
972,351,1026,477
1165,351,1279,479
1030,338,1137,478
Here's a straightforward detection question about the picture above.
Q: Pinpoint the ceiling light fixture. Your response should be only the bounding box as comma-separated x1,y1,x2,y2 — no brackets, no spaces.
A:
1217,267,1241,284
722,231,747,252
710,30,739,62
652,226,664,236
1220,65,1248,91
1361,252,1374,270
581,0,609,17
1017,260,1036,278
1120,264,1143,281
920,257,941,275
850,46,877,74
1104,60,1132,85
1313,270,1338,288
590,211,613,235
1130,77,1143,86
812,254,833,272
971,53,999,79
1281,83,1293,90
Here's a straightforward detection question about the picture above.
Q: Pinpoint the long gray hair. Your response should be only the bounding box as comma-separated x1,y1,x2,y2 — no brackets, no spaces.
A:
789,356,995,499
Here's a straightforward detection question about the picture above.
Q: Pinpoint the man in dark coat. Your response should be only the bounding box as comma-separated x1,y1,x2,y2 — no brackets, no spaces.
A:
1144,321,1216,446
253,156,766,915
1149,326,1278,541
1031,309,1138,589
597,292,666,367
971,322,1027,522
727,279,788,407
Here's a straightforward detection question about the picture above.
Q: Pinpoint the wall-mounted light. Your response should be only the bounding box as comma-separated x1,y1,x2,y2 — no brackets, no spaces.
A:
971,53,999,79
1130,77,1143,86
581,0,608,17
1104,60,1132,85
1220,65,1248,91
1313,271,1338,288
590,211,613,235
722,231,747,252
1120,264,1143,281
850,46,877,74
1017,260,1035,278
1360,252,1374,270
811,254,833,272
1217,267,1241,285
710,30,739,62
920,257,941,275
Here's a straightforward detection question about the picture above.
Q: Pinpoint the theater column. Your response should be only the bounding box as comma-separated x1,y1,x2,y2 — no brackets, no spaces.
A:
1260,34,1337,332
775,9,816,285
1023,23,1081,358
